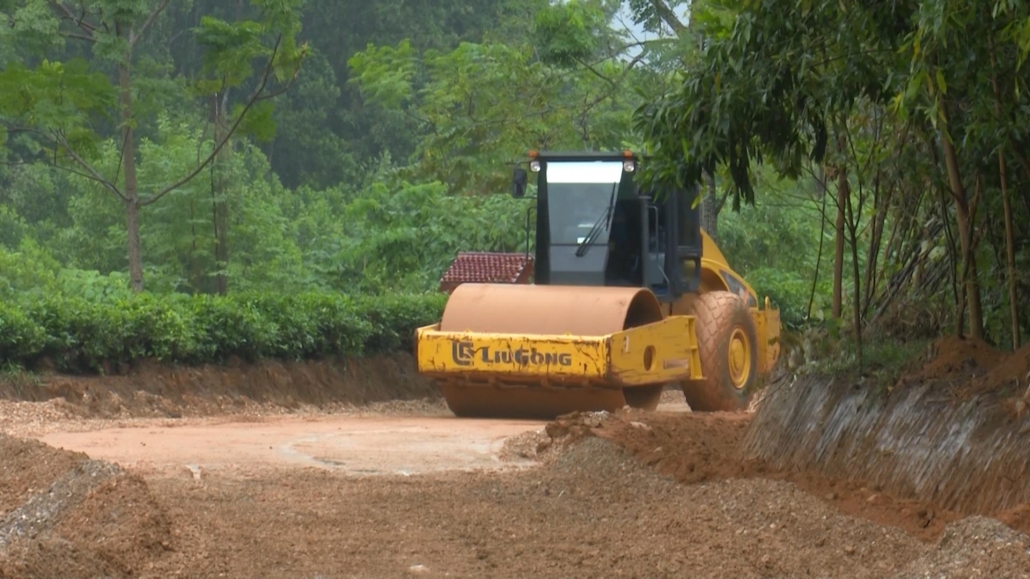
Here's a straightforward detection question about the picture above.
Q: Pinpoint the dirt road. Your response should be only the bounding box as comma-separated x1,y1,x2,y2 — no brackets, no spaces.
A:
2,397,1029,578
37,414,546,478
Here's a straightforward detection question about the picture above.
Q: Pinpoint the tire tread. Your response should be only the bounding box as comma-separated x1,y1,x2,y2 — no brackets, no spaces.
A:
681,291,758,411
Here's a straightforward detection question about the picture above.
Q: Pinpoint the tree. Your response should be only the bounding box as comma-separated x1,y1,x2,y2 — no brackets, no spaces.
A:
635,0,1030,353
632,0,904,358
0,0,306,292
348,0,658,194
625,0,732,241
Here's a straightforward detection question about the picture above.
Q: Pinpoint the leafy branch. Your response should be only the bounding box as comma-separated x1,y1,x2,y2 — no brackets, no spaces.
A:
141,33,302,206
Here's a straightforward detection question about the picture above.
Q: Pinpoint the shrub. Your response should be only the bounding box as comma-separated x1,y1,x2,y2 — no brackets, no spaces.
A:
0,290,447,373
746,267,822,330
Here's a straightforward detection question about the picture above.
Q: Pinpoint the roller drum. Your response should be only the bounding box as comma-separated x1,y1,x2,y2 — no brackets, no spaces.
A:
435,283,667,418
439,283,664,334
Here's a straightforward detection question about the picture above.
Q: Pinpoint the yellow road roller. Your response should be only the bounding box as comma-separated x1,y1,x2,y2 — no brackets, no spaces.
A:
415,150,780,418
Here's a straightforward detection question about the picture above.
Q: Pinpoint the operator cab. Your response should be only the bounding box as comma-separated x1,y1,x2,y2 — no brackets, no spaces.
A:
512,151,703,302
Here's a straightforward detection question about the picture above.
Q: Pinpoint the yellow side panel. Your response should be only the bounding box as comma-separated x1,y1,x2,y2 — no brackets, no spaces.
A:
750,308,782,375
415,325,608,381
765,307,782,371
414,315,702,387
607,316,703,384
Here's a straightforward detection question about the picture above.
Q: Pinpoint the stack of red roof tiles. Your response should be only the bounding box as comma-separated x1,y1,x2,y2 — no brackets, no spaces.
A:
438,252,534,293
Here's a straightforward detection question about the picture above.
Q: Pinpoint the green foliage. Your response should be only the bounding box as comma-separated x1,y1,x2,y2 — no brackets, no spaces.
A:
44,115,310,293
531,0,608,66
2,0,63,57
0,301,47,364
744,267,812,330
350,31,645,193
0,205,28,249
0,58,114,144
628,0,1030,357
802,329,932,393
10,0,1028,381
346,41,418,109
714,166,836,329
327,166,531,294
0,238,61,298
0,291,447,373
633,0,903,205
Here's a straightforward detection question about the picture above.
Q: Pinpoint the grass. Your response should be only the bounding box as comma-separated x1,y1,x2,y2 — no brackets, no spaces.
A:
796,329,933,395
0,364,44,398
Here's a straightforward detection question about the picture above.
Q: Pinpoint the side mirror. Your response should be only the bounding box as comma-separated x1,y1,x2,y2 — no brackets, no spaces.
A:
512,167,528,198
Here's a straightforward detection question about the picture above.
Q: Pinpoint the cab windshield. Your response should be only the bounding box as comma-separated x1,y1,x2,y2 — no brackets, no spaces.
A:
545,161,624,246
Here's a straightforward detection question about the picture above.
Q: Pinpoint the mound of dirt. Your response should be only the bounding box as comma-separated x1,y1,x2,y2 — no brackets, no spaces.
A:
0,434,172,579
896,334,1030,400
977,341,1030,395
892,516,1030,578
590,409,752,484
545,436,674,488
533,436,927,578
517,410,1030,576
0,435,87,514
679,478,928,578
999,504,1030,532
900,335,1005,386
531,409,990,541
0,353,440,421
500,410,613,463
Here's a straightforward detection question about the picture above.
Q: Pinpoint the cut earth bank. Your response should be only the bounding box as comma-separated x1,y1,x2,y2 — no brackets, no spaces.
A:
0,339,1028,578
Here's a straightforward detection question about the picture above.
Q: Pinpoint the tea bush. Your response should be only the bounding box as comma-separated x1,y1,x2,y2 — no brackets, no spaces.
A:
0,291,448,373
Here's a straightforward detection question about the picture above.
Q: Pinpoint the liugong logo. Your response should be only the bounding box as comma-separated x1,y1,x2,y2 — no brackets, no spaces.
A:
450,341,572,367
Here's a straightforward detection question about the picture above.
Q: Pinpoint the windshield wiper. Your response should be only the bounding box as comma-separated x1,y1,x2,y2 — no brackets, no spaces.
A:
575,182,618,257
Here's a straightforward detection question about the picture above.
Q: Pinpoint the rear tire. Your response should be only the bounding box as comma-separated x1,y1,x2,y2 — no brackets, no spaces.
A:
680,291,759,412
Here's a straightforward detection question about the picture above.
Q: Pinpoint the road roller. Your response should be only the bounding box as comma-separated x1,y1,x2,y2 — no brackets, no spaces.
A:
415,150,781,418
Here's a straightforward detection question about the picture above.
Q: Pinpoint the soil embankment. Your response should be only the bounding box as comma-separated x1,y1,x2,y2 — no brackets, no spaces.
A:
742,336,1030,519
0,353,441,422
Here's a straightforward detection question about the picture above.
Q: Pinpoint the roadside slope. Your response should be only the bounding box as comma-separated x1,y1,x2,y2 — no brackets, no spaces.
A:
743,336,1030,517
1,353,441,422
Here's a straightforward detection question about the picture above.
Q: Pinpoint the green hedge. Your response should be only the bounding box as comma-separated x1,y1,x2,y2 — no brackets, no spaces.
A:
0,291,448,373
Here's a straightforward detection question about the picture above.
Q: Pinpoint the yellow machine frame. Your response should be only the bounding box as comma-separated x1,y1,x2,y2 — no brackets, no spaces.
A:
416,314,704,387
414,149,781,417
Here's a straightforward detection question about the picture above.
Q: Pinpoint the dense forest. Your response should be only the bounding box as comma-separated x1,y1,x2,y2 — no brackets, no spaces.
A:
0,0,1027,374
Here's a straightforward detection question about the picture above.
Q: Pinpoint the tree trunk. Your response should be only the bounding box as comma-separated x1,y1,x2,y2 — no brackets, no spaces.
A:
1005,142,1030,217
999,151,1020,349
862,178,891,319
832,166,847,319
700,171,719,241
989,35,1021,350
124,196,143,290
939,122,983,340
211,92,231,295
190,199,203,292
844,168,863,364
119,55,144,293
936,181,961,313
807,175,828,320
